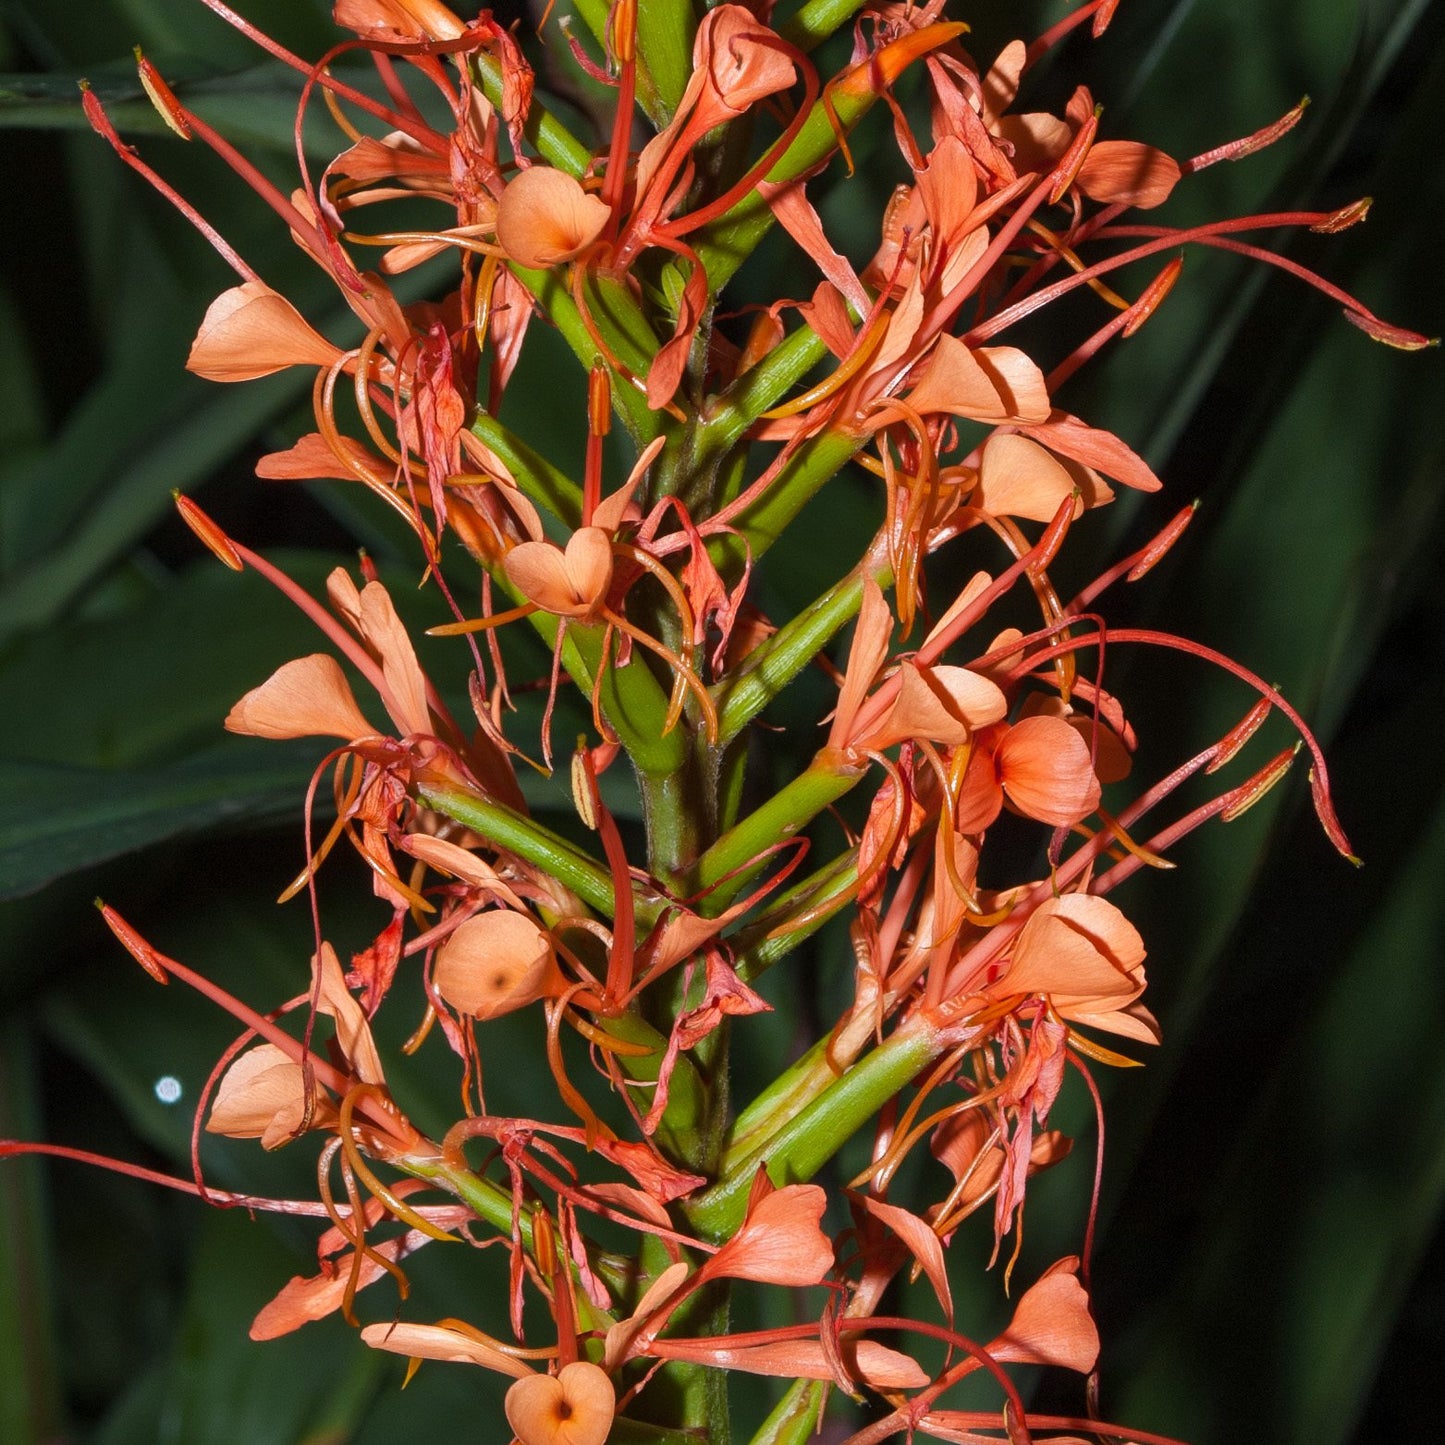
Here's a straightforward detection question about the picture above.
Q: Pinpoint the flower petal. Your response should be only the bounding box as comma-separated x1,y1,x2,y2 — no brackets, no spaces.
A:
496,167,609,269
505,1362,615,1445
225,654,375,741
187,281,343,382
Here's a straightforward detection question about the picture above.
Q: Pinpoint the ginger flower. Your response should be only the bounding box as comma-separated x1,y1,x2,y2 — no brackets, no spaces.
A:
495,167,609,270
432,909,565,1020
992,895,1158,1044
504,1362,615,1445
954,715,1103,831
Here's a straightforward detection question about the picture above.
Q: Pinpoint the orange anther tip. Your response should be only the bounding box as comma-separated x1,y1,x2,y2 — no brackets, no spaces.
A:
174,493,244,571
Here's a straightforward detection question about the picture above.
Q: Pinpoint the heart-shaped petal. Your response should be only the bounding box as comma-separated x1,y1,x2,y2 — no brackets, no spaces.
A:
504,1362,615,1445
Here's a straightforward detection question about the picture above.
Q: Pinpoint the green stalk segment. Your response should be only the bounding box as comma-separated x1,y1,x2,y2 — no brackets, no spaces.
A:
686,1023,941,1239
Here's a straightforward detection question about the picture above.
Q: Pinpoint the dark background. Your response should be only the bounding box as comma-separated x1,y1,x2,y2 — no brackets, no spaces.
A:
1,2,1441,1441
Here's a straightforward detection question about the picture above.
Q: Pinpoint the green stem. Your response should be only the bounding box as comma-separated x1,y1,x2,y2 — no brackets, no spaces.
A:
748,1378,828,1445
687,1021,942,1238
469,411,582,528
418,783,623,919
687,752,865,911
713,565,873,745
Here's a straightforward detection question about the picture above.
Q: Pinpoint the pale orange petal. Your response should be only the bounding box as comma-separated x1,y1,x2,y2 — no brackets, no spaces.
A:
976,434,1112,521
996,715,1102,825
867,661,1008,749
361,1320,534,1377
504,529,612,616
252,1238,403,1339
314,941,386,1085
505,1362,615,1445
861,1195,952,1321
358,580,431,738
700,1183,833,1287
206,1043,333,1148
647,1336,928,1389
187,281,343,382
334,0,466,41
1003,895,1145,1013
990,1257,1100,1372
1018,411,1162,492
496,167,609,269
433,910,561,1019
225,654,375,741
902,335,1051,425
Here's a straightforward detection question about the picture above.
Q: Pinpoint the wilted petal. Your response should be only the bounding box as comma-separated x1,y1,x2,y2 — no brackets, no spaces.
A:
252,1237,402,1339
505,1362,615,1445
225,654,375,741
187,281,343,382
207,1043,333,1148
496,167,609,269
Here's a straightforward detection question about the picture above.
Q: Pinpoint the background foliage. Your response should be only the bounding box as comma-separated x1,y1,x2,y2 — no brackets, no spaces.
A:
1,1,1440,1440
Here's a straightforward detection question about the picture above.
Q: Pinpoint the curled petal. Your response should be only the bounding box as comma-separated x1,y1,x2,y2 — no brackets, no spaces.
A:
225,654,375,741
433,910,562,1020
187,281,343,382
496,167,609,269
505,1362,615,1445
361,1320,534,1378
206,1043,334,1149
697,5,798,119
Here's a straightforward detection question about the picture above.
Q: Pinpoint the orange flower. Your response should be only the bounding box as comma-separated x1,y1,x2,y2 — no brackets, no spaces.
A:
954,715,1102,832
994,894,1158,1044
504,1362,615,1445
432,910,565,1020
495,167,609,270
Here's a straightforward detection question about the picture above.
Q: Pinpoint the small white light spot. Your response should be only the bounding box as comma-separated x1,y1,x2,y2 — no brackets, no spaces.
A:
154,1075,183,1105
